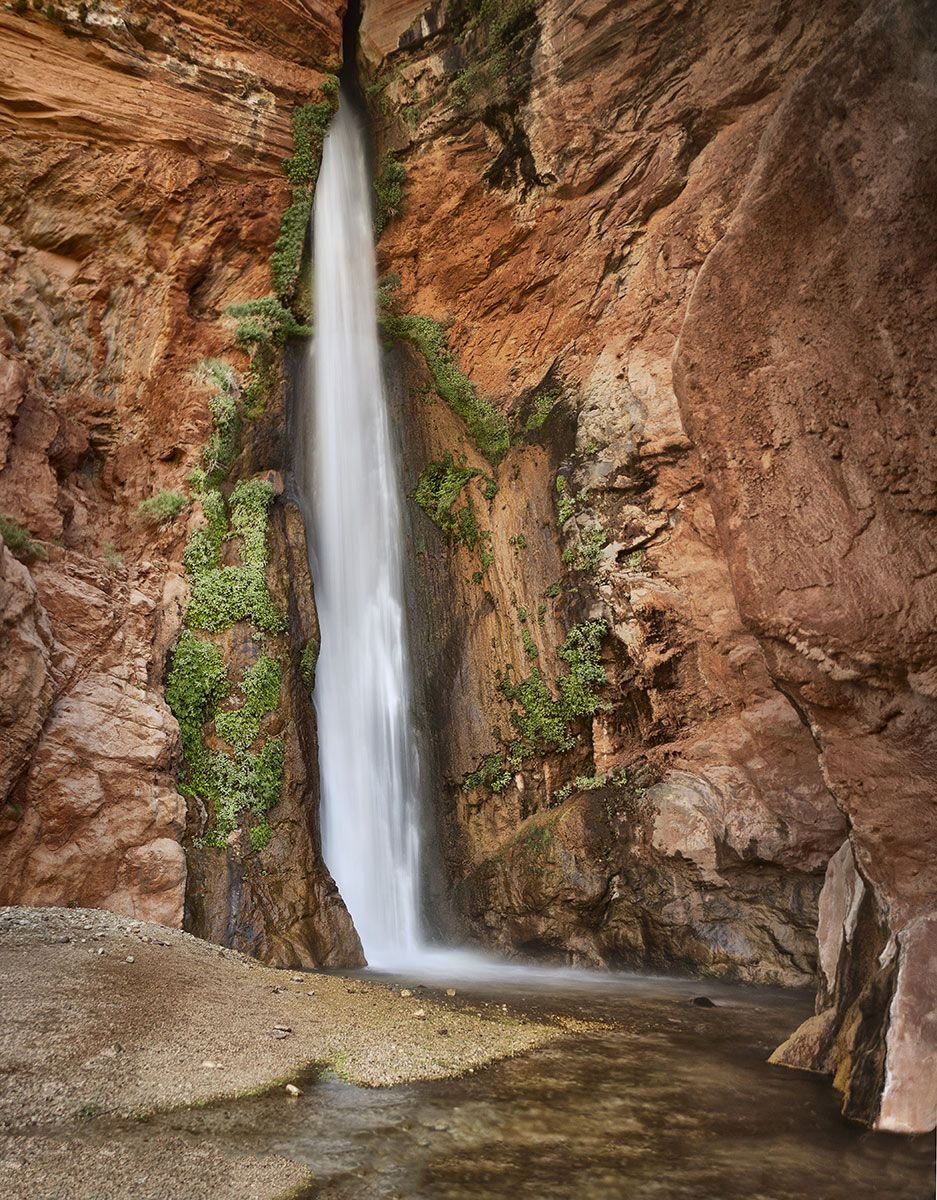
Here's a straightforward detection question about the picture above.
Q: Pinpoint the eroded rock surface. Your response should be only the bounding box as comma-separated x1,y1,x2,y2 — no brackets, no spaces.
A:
0,2,357,961
367,0,855,979
674,0,937,1131
363,0,934,1128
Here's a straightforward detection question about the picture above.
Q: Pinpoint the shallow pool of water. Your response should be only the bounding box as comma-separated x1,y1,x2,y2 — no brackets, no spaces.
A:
144,970,935,1199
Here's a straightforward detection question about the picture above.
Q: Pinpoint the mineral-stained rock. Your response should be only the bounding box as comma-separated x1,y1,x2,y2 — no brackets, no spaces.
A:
0,545,55,801
0,552,187,926
368,0,855,974
0,3,357,959
673,0,937,1131
363,0,933,1126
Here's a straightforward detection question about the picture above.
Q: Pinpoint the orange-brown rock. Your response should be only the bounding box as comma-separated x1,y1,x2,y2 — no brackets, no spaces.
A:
367,0,857,973
674,0,937,1131
363,0,933,1128
0,2,358,961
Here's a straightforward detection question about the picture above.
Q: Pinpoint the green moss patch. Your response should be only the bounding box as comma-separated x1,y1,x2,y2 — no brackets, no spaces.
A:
380,294,510,464
185,480,286,635
300,637,319,689
374,154,407,237
134,489,188,526
166,631,285,849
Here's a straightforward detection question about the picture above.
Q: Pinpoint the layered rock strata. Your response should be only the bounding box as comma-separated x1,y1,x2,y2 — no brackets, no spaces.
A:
0,1,360,965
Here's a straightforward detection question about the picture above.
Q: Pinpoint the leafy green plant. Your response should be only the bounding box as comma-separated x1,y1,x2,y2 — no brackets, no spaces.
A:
524,387,560,434
134,489,187,526
192,359,242,483
380,289,509,464
555,474,576,525
225,297,310,418
250,822,273,852
551,766,629,807
412,454,482,545
450,0,537,111
166,633,285,850
0,515,46,561
271,83,339,304
300,637,319,688
185,479,286,634
462,752,513,794
562,524,607,573
228,296,310,349
462,620,609,791
374,154,407,236
214,654,282,751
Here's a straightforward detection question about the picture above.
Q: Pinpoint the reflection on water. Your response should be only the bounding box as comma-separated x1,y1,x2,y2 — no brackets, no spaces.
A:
149,973,934,1199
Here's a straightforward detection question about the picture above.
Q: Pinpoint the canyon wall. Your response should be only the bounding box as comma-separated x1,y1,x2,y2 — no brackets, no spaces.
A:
0,0,360,966
0,0,933,1134
361,0,935,1131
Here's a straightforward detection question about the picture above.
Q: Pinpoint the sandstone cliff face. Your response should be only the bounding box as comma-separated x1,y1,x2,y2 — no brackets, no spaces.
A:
674,0,937,1133
0,1,360,964
362,0,934,1130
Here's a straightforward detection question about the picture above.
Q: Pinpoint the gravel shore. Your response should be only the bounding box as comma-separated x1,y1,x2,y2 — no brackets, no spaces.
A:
0,906,564,1198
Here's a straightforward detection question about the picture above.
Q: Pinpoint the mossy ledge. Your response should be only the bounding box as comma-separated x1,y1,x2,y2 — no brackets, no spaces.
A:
271,76,339,308
463,620,610,792
380,279,510,465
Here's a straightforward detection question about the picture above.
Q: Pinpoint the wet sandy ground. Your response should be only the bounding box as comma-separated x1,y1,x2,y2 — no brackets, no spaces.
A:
85,967,937,1200
0,908,566,1199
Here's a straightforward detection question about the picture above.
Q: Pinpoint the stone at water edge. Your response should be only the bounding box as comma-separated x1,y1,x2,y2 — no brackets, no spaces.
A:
691,997,716,1008
285,1083,302,1097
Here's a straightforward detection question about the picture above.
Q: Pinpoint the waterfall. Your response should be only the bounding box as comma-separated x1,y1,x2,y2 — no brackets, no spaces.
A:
300,96,424,968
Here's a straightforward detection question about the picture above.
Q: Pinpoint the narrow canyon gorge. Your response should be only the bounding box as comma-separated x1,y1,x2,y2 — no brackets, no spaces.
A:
0,0,934,1189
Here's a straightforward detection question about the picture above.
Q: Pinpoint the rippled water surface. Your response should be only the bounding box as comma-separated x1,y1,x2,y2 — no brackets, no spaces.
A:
145,970,935,1199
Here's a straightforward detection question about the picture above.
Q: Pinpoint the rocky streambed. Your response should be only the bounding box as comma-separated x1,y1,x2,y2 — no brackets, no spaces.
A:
0,908,563,1198
1,908,933,1200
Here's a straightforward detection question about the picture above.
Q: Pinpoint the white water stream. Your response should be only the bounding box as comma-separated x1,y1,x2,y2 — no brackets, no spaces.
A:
302,98,424,969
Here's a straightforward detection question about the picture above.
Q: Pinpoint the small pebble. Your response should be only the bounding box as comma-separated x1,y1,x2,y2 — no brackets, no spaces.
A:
270,1029,289,1040
413,1009,426,1019
446,988,457,997
438,1028,449,1037
285,1083,302,1097
691,996,716,1008
290,975,304,983
126,956,135,964
201,1060,223,1070
400,989,412,998
273,1024,292,1033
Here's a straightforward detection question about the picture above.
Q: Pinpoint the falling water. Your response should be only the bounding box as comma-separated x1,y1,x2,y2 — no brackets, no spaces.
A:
300,97,423,968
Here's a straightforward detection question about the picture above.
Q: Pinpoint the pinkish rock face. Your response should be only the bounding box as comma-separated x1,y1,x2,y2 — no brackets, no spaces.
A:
879,916,937,1133
673,0,937,1131
0,3,358,961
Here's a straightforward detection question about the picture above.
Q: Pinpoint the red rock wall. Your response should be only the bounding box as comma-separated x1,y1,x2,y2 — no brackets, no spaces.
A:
674,0,937,1133
0,0,354,960
361,0,934,1130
